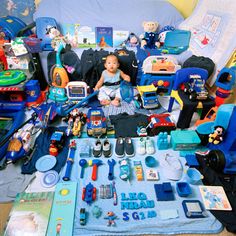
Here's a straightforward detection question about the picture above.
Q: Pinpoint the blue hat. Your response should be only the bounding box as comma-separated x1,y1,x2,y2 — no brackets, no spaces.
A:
160,154,183,180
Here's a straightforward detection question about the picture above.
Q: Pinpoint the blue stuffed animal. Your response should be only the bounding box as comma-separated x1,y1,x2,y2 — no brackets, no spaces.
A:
141,21,159,49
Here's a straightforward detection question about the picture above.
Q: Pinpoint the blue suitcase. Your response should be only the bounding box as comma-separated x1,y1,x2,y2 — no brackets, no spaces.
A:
0,15,31,40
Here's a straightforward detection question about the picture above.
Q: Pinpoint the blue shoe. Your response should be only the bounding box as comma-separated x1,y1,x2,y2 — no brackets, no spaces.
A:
125,137,134,157
115,137,124,158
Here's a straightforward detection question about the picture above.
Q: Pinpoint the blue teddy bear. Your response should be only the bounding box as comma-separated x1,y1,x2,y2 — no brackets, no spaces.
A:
141,21,159,49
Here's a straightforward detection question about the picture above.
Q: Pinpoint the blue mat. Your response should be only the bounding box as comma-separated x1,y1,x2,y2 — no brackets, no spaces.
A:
60,137,223,235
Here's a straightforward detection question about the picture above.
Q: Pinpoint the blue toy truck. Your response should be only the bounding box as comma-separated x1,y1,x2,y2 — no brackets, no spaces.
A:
86,108,107,137
137,84,159,109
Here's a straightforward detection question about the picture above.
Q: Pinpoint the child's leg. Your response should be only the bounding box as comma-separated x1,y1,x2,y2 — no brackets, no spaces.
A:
98,87,112,105
111,97,120,106
111,88,121,106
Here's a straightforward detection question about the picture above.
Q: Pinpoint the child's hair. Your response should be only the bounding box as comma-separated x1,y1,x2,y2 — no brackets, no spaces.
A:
106,53,118,61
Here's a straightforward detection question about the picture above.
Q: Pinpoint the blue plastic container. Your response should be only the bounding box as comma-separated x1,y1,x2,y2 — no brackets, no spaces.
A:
176,182,192,197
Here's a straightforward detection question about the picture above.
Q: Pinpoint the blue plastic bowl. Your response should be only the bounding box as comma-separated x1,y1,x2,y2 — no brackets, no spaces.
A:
145,156,157,167
185,168,203,185
176,182,192,197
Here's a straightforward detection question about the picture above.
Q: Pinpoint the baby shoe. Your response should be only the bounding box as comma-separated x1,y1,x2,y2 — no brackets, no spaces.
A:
124,137,134,157
137,137,146,155
103,138,112,158
93,139,102,157
146,137,155,155
115,137,125,158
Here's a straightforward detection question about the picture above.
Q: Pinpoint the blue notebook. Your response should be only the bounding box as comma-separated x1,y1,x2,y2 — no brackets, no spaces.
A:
46,182,77,236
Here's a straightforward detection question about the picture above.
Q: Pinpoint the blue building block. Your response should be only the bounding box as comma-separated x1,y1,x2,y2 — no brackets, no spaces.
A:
157,132,169,150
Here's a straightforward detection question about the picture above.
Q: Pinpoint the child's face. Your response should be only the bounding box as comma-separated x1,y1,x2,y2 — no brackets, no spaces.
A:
105,56,119,73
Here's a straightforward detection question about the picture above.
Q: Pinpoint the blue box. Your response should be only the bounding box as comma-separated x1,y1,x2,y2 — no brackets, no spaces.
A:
170,130,201,151
157,30,191,55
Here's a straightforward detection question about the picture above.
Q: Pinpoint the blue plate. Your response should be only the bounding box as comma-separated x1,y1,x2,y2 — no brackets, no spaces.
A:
35,155,57,172
41,170,59,188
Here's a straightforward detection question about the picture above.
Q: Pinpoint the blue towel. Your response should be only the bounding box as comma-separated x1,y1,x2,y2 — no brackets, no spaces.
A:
59,137,223,235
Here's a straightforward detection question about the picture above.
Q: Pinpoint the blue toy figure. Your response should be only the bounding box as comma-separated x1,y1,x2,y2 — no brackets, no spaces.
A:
123,32,140,47
104,211,117,226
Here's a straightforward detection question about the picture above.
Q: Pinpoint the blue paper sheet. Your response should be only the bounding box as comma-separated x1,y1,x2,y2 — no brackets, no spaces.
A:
60,137,223,235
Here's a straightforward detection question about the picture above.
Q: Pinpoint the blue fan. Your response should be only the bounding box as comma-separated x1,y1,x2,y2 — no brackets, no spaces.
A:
120,80,134,103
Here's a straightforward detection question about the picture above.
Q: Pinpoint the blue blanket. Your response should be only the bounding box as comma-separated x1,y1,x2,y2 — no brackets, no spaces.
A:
60,137,223,235
34,0,184,36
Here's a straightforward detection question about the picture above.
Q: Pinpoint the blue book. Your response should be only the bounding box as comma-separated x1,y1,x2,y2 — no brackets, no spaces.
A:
113,30,129,47
95,27,113,48
46,182,77,236
61,24,96,48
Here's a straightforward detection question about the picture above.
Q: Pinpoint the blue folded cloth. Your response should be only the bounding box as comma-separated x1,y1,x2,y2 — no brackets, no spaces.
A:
58,138,223,235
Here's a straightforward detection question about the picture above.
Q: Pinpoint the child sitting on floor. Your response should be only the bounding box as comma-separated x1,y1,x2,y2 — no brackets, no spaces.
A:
94,54,131,106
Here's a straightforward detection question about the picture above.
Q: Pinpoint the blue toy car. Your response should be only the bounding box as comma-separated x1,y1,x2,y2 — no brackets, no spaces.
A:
86,108,107,137
82,182,96,205
184,75,208,101
80,208,86,225
49,131,66,156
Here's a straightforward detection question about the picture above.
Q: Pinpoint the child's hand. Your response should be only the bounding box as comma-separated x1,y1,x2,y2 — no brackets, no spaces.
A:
120,71,131,82
123,75,131,82
94,87,99,91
